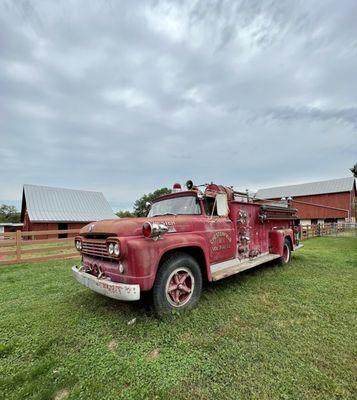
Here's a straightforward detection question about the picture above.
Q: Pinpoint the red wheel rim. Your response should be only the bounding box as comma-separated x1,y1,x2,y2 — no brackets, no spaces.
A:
165,268,194,307
283,244,289,262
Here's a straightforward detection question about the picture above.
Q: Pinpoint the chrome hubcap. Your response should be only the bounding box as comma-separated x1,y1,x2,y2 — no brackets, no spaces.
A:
165,267,194,307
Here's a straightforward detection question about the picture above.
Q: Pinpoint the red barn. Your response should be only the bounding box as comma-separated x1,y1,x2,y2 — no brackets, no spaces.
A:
21,184,116,238
256,177,356,225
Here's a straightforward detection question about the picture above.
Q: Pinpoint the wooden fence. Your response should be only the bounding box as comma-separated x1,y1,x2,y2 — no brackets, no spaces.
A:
300,223,357,240
0,229,80,266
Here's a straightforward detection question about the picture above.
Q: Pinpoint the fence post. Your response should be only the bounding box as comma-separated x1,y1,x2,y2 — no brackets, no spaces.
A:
16,230,21,263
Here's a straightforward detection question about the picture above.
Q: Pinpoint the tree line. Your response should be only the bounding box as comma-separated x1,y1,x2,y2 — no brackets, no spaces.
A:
0,204,21,223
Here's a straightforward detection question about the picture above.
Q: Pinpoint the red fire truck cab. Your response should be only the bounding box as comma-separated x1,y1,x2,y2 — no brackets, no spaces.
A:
72,181,302,315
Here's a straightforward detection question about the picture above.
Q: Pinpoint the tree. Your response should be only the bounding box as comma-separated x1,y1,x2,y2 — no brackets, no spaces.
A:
116,210,135,218
0,204,21,223
115,188,171,218
133,187,171,217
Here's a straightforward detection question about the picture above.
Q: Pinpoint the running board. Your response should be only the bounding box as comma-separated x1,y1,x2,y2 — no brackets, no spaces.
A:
211,253,281,281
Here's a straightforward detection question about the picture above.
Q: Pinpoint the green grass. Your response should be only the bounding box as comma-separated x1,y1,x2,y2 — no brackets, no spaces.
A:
0,237,356,400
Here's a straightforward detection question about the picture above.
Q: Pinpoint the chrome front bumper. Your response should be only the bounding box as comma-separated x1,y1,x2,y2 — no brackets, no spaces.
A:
72,266,140,301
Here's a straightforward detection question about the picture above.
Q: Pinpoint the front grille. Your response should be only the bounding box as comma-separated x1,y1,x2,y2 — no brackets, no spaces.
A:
82,239,108,258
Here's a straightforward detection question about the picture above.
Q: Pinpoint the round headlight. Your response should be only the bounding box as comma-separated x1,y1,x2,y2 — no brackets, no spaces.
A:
114,242,120,256
108,243,114,255
75,240,82,250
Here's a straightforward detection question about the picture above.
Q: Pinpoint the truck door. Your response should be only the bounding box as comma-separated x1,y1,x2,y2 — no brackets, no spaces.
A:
204,196,235,263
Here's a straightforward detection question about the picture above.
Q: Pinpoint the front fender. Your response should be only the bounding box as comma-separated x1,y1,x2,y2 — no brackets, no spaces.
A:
125,233,210,290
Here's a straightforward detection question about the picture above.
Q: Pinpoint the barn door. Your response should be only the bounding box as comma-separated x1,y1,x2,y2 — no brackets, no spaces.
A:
58,223,68,238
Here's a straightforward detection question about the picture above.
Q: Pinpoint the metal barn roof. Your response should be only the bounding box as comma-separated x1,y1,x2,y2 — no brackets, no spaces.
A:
256,177,355,199
22,184,116,222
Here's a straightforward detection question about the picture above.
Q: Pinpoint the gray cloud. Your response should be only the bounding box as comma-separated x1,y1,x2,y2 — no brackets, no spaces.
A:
0,0,356,210
267,106,357,129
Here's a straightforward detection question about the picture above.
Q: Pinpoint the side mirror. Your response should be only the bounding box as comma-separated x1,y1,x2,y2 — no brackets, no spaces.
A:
145,202,151,209
216,193,229,216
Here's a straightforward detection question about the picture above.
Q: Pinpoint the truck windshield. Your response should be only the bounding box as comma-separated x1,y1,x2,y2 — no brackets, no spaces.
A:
148,196,201,217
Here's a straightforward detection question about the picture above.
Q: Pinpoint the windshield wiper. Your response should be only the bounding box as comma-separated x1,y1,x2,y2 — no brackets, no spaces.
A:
151,212,177,217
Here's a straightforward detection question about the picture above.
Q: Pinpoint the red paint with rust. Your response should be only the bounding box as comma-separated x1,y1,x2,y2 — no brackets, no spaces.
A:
75,184,299,292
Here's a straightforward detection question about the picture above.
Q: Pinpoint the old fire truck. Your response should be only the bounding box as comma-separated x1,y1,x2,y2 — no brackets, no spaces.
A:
72,181,302,315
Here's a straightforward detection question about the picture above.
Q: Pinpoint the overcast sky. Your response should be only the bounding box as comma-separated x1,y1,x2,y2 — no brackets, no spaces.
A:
1,0,356,210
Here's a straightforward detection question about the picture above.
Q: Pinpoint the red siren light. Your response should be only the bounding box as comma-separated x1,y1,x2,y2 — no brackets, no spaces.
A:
172,183,182,192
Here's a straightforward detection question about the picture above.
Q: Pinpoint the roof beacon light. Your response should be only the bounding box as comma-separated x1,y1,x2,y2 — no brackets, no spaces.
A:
172,183,182,193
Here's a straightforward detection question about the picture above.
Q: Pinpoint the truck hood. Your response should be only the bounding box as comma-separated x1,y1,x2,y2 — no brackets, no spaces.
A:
80,215,195,237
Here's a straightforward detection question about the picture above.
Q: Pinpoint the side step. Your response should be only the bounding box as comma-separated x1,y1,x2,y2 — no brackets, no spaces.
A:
211,253,281,281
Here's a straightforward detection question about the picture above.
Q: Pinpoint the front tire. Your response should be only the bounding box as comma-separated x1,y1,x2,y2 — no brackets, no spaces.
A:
279,239,292,265
152,253,202,316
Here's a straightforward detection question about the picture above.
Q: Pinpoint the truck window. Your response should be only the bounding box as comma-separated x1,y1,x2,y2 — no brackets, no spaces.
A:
148,196,201,217
204,197,218,216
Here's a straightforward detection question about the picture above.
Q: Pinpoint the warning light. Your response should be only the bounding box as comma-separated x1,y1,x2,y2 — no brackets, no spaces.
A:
172,183,182,193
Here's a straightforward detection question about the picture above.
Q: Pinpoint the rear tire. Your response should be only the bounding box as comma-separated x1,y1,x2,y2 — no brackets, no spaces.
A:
279,239,291,265
152,253,202,316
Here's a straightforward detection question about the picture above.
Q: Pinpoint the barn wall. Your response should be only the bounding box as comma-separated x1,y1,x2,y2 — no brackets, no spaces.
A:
26,223,59,240
269,192,352,220
23,212,31,232
4,226,23,233
294,192,352,219
68,223,88,237
350,184,356,222
271,192,353,220
24,221,89,239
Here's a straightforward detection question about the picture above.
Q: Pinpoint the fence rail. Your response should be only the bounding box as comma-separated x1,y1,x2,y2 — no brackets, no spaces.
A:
300,222,357,240
0,229,80,266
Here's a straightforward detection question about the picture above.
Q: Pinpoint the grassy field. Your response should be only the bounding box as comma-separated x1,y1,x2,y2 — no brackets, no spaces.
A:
0,237,356,400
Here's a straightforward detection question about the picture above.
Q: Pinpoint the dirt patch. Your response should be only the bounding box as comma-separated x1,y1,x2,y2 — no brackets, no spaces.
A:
54,388,69,400
148,348,160,360
108,339,118,352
